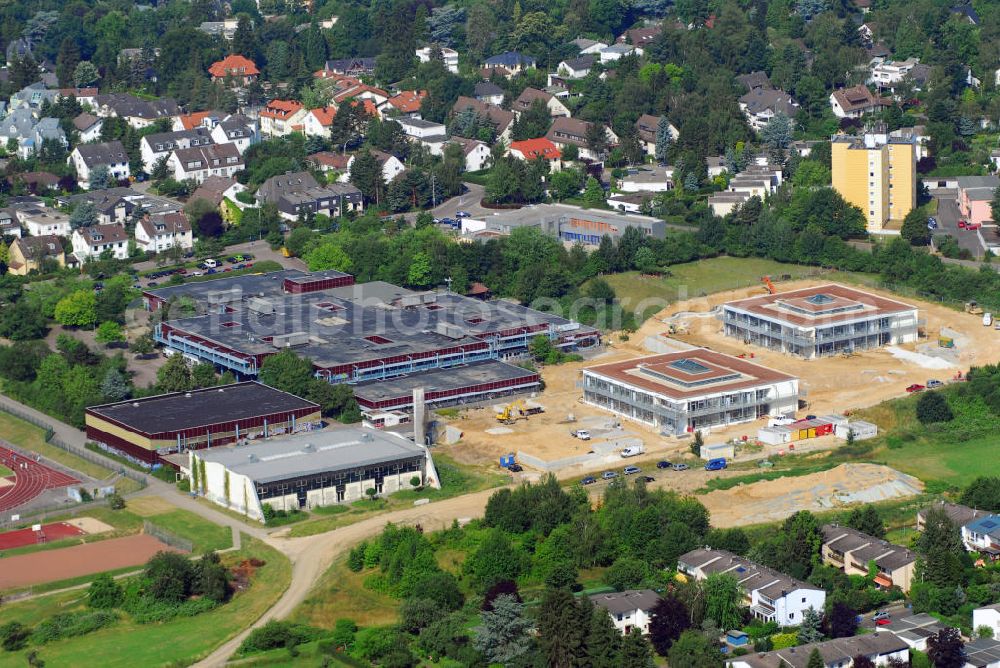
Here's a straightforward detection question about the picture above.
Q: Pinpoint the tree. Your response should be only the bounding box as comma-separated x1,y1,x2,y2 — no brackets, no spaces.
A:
655,116,673,163
95,321,124,346
349,150,386,205
144,550,194,602
918,507,966,588
87,573,124,609
585,122,609,158
464,529,525,591
131,334,154,357
991,187,1000,229
587,602,623,667
538,588,587,668
668,630,723,668
916,392,953,424
0,621,31,651
649,595,689,656
483,580,521,611
258,349,315,398
901,209,931,246
73,61,100,88
100,368,130,401
761,112,793,149
584,176,605,206
798,607,824,644
54,290,97,328
960,477,1000,513
621,632,655,668
69,202,98,229
846,506,886,539
474,594,533,665
691,429,704,457
806,649,825,668
192,362,217,389
196,551,230,602
157,353,194,393
605,556,649,590
927,627,965,668
407,252,433,288
89,164,113,190
400,597,445,633
825,601,858,638
703,573,743,631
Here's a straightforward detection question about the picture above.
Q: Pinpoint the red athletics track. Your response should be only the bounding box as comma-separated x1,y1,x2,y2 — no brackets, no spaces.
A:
0,522,86,550
0,446,80,514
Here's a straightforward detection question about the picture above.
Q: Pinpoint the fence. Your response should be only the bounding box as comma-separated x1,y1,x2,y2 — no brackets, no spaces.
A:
143,520,194,553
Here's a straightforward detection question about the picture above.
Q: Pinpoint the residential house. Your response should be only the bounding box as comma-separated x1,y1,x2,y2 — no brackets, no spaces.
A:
71,223,130,261
509,138,562,171
173,110,224,131
726,633,909,668
618,25,662,47
589,590,660,635
69,141,131,189
868,57,920,91
257,171,364,221
571,38,608,55
0,108,61,159
57,87,98,108
447,136,492,172
331,83,389,108
512,88,570,117
707,156,728,178
917,501,992,530
957,175,1000,227
306,152,352,175
320,58,377,77
7,235,64,275
557,55,596,80
398,117,447,140
619,167,674,193
483,51,536,75
189,176,246,210
416,46,459,74
93,94,181,129
964,637,1000,668
635,114,679,157
820,524,917,592
13,205,70,237
473,82,505,105
134,212,193,253
208,54,260,85
607,192,656,214
708,191,751,217
139,127,215,172
302,107,338,138
384,91,427,118
678,547,825,626
0,209,21,238
198,19,239,39
600,44,641,63
8,82,59,112
883,613,947,651
451,97,516,144
962,515,1000,556
952,3,980,25
28,118,67,157
329,152,404,184
57,188,182,225
73,113,103,143
545,117,619,161
974,604,1000,639
739,88,800,132
18,171,59,192
829,85,890,118
167,143,243,184
369,150,406,183
259,100,307,138
211,115,258,154
736,71,772,91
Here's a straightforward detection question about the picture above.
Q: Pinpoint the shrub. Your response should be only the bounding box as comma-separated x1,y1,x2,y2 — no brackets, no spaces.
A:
106,493,126,510
87,573,123,609
144,551,194,603
32,611,117,644
348,543,365,572
237,621,319,655
399,597,445,633
916,391,954,424
0,622,30,651
329,618,358,651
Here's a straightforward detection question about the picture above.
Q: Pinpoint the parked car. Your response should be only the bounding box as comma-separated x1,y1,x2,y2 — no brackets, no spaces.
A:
927,379,943,389
242,253,254,261
656,460,672,469
191,271,203,277
225,256,238,263
601,471,617,480
927,216,937,227
623,466,641,475
873,611,891,622
704,458,727,471
671,463,689,471
581,476,597,485
455,211,471,218
147,281,158,287
968,222,982,231
507,463,523,473
641,476,655,483
573,430,591,441
958,220,968,229
905,383,925,393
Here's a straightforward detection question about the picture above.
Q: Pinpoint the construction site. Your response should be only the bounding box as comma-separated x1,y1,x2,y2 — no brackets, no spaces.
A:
432,277,1000,511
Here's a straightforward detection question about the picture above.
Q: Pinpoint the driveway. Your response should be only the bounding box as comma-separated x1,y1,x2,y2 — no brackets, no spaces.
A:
934,196,985,259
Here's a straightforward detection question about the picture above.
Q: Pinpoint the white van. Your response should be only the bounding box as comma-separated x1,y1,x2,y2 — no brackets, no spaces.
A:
203,258,218,269
620,445,645,458
574,430,591,441
984,313,993,327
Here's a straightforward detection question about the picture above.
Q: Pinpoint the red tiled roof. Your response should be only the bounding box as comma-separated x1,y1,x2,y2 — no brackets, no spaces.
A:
307,152,351,169
260,99,304,119
388,90,427,113
351,99,378,117
510,138,561,160
309,106,338,126
208,54,260,79
177,111,213,130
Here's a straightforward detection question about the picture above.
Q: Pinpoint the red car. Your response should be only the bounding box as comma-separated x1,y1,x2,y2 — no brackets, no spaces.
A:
906,384,926,393
958,220,968,229
968,222,982,231
875,618,892,626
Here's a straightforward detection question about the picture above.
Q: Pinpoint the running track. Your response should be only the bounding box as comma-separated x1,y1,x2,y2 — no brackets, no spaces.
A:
0,446,79,513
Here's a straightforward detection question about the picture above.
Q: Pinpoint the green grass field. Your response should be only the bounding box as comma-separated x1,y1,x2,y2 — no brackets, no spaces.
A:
591,258,837,322
0,412,115,482
292,555,400,629
144,508,233,553
0,463,12,477
0,537,290,668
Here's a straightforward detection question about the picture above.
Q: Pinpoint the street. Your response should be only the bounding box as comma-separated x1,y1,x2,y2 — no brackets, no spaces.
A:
402,182,492,224
933,195,986,259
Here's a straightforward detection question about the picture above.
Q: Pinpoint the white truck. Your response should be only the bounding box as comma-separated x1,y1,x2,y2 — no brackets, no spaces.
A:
984,313,993,327
572,429,591,441
620,444,645,458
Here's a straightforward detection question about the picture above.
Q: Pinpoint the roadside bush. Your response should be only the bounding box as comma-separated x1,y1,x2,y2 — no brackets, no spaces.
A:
32,610,117,644
348,543,365,571
124,596,218,624
106,493,126,510
237,620,321,655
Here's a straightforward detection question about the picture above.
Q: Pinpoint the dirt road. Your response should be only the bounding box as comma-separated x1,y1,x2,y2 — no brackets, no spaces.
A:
192,488,500,667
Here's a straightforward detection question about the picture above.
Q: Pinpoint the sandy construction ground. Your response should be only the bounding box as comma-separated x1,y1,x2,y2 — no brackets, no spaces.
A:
702,463,924,527
438,279,1000,474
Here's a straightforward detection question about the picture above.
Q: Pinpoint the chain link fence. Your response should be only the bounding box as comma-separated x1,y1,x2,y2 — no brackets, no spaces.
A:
143,520,193,553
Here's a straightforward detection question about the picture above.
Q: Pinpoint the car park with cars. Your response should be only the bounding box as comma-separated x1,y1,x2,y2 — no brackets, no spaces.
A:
623,466,641,475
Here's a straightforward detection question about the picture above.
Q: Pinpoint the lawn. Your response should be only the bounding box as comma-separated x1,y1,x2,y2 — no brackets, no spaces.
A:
292,555,400,629
0,537,291,668
873,432,1000,488
0,411,116,482
591,258,834,322
0,463,12,477
144,508,233,553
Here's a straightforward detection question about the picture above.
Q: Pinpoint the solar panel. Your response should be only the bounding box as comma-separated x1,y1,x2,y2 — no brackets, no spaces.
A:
806,293,835,305
670,358,711,374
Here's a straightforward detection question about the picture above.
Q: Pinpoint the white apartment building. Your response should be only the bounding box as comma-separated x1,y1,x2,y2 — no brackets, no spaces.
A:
134,213,193,253
69,141,130,189
14,206,71,237
167,144,244,184
71,223,130,261
589,590,660,635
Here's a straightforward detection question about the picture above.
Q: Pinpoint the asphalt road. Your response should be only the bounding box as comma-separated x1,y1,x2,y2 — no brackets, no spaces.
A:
933,196,985,259
133,240,307,288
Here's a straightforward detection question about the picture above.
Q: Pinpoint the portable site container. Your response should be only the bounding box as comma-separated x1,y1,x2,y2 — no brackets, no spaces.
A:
700,442,736,460
835,421,878,441
758,426,793,445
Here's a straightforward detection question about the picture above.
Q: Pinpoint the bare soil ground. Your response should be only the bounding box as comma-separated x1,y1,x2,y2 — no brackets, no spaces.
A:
66,517,114,534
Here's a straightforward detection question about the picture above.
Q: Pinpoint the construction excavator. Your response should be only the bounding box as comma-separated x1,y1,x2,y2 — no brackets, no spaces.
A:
495,399,544,424
762,276,777,294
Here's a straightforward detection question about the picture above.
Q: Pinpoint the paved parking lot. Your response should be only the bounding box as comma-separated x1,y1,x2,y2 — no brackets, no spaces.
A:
933,196,986,259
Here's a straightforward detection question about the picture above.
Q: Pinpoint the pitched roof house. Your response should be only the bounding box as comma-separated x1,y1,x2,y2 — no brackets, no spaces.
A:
509,138,562,164
829,85,890,118
512,87,570,117
483,51,536,74
135,212,193,253
557,55,596,79
259,100,307,137
451,96,516,142
69,141,131,189
139,127,215,172
7,235,64,275
635,114,678,156
73,112,103,142
303,107,338,138
257,171,364,220
71,223,130,261
739,88,800,131
545,117,618,161
385,90,427,117
473,81,505,105
208,54,260,84
589,590,660,635
167,143,244,184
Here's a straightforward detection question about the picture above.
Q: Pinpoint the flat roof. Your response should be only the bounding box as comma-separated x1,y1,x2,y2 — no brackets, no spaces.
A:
484,203,664,231
144,269,353,305
352,360,539,402
196,427,425,483
162,280,596,371
87,382,320,435
723,284,916,328
584,348,796,399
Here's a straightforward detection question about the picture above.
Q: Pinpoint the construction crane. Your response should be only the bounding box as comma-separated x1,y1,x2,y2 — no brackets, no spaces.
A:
761,276,777,295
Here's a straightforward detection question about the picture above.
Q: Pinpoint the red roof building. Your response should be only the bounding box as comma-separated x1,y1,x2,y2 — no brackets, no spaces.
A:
208,55,260,84
387,90,427,115
509,138,562,161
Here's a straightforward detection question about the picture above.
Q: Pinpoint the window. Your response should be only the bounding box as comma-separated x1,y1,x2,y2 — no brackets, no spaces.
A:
789,612,794,619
